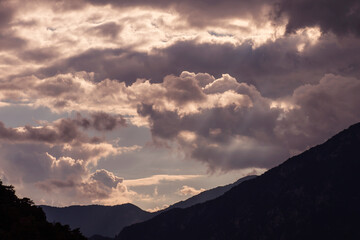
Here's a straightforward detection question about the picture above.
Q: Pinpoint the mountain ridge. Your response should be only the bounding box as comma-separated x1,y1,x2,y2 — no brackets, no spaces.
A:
163,175,256,211
41,203,153,238
41,175,256,238
117,122,360,240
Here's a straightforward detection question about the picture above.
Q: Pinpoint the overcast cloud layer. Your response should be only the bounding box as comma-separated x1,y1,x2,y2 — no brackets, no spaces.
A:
0,0,359,210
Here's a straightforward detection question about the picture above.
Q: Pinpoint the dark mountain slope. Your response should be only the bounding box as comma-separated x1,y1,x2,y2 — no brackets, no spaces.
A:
163,175,256,212
0,180,86,240
117,122,360,240
42,204,153,238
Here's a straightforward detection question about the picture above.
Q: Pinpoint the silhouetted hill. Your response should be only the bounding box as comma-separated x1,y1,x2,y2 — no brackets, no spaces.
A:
163,175,256,211
117,122,360,240
41,175,254,238
0,180,86,240
41,204,153,238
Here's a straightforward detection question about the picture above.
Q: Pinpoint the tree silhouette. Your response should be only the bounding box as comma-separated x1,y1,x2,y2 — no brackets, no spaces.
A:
0,180,87,240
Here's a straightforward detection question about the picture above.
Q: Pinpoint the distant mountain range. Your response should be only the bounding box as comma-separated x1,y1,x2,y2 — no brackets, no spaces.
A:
41,175,255,238
116,123,360,239
41,204,152,238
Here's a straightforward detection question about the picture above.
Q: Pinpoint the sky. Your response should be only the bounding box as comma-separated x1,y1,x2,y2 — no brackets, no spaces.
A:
0,0,359,211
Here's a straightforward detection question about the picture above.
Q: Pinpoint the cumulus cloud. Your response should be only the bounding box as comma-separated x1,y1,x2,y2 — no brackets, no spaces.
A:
0,139,139,204
134,72,288,171
90,169,123,188
135,72,360,171
36,167,129,201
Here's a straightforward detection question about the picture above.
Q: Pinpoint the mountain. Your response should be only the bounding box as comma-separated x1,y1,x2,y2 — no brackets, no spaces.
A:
41,175,255,238
0,180,86,240
117,122,360,240
41,204,153,238
164,175,256,211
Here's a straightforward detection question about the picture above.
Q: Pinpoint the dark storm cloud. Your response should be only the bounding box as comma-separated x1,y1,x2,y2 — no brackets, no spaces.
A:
275,0,360,36
37,35,360,97
0,113,126,144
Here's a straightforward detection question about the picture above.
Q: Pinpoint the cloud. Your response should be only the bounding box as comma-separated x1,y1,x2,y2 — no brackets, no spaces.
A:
177,185,205,196
0,112,126,144
33,33,360,98
90,169,123,188
163,74,207,105
0,140,139,204
19,47,59,63
275,0,360,37
124,175,202,187
0,0,15,30
135,72,288,171
0,33,27,50
0,120,90,144
58,0,273,28
3,69,360,172
90,112,127,131
0,1,27,58
87,21,123,39
276,74,360,153
135,72,360,171
31,0,360,38
36,168,127,201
